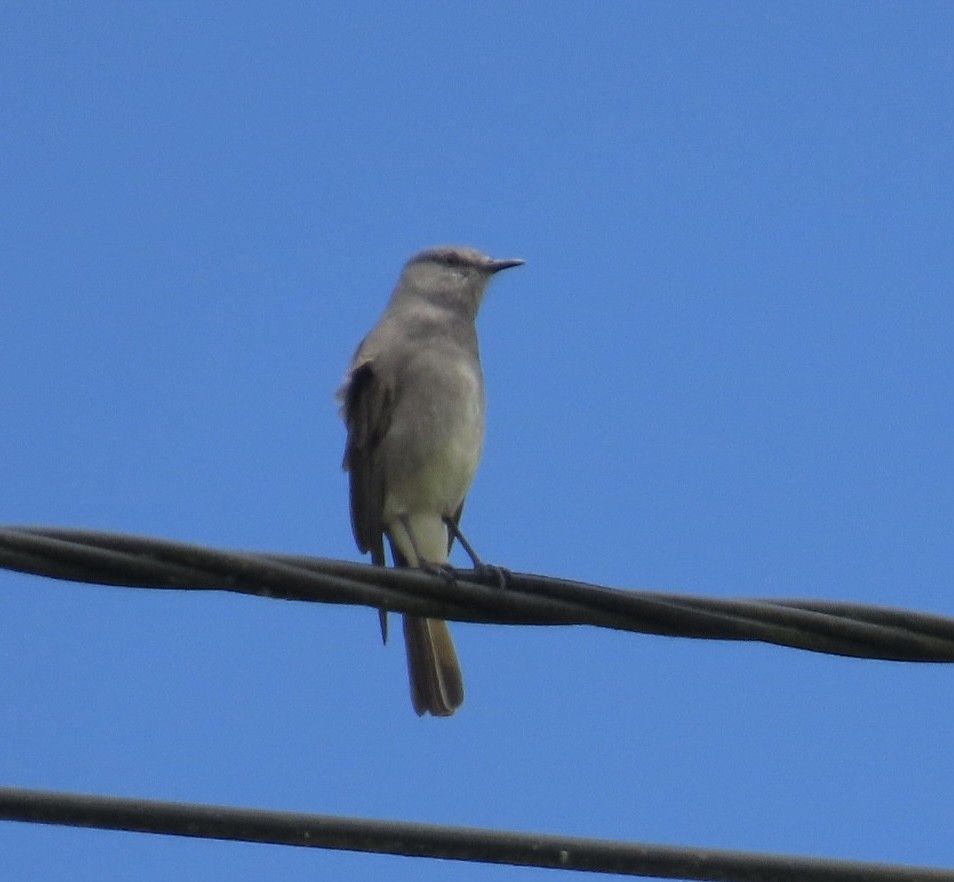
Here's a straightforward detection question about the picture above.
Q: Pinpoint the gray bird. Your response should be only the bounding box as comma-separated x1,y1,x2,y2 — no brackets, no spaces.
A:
337,245,524,716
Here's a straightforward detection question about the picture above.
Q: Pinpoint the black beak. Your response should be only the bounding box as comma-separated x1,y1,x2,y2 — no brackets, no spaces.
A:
486,257,526,273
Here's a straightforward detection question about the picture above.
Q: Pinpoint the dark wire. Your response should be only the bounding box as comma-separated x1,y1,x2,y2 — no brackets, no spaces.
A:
1,786,951,882
3,529,953,878
2,525,954,662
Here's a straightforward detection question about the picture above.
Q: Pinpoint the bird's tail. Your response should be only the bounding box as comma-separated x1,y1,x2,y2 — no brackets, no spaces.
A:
402,615,464,717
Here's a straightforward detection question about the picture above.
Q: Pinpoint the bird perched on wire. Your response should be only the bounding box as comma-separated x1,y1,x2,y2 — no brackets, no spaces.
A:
337,245,525,716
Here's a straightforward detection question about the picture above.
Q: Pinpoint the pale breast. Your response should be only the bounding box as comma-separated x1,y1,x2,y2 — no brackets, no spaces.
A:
381,347,486,518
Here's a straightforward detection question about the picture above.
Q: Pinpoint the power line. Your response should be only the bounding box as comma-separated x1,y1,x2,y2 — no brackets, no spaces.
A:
1,786,951,881
3,527,953,878
2,525,954,662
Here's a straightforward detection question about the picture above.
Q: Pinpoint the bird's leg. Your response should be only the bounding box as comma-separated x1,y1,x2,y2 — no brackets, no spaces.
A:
443,518,484,567
443,517,510,589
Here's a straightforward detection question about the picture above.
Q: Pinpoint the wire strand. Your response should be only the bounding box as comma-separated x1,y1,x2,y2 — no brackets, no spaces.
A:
2,525,954,661
1,786,951,882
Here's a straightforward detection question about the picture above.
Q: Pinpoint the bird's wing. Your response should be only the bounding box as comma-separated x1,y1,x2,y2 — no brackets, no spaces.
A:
339,357,392,566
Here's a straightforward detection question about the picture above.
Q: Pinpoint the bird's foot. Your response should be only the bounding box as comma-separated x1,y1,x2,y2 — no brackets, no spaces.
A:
471,561,511,589
440,516,509,586
419,559,458,583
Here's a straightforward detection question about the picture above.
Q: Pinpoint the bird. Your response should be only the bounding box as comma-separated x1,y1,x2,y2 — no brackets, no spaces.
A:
337,245,524,715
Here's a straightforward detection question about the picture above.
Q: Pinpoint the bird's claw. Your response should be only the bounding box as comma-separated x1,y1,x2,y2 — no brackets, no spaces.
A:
419,554,509,589
473,562,511,589
420,559,458,583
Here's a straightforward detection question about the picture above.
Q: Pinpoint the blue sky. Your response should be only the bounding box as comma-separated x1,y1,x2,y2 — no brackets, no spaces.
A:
2,3,954,879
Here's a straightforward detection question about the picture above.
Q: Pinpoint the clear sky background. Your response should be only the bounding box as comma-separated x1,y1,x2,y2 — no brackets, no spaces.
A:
2,4,953,880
